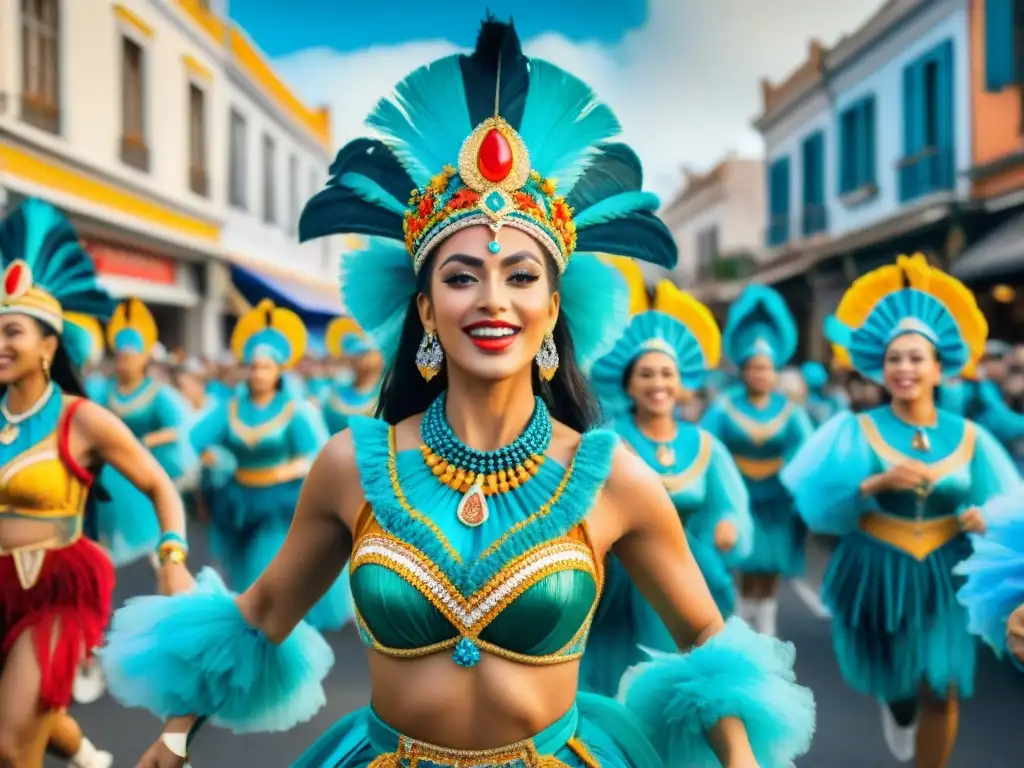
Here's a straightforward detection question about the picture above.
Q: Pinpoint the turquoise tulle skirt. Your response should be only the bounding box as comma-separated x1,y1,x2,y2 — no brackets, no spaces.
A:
93,466,161,567
209,479,352,632
737,495,806,577
293,697,663,767
824,530,976,701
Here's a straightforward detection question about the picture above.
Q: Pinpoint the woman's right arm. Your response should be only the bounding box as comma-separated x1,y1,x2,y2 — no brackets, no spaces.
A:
102,430,362,767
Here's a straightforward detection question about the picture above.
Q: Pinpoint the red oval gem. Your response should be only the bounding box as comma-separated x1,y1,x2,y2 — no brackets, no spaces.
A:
477,129,513,183
4,264,22,296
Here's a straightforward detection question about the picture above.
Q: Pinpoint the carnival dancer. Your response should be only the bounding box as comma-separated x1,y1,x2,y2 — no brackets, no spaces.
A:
581,277,753,697
956,495,1024,672
187,299,349,631
91,298,198,569
801,360,848,426
0,198,192,768
701,284,813,637
780,254,1019,767
99,20,814,768
321,316,383,434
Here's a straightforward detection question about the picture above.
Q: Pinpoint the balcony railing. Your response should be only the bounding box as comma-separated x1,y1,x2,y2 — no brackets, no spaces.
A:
898,145,954,203
767,214,790,247
801,204,828,236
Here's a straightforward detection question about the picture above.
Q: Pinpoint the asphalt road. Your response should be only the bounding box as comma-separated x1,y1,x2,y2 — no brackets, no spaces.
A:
52,534,1021,767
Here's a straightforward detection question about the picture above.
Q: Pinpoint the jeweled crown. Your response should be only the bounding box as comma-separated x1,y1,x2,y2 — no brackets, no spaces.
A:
404,116,576,273
0,259,64,331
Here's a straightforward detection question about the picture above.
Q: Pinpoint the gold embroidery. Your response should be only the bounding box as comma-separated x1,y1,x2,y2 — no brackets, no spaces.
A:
228,399,295,448
568,737,601,768
857,414,975,482
733,455,784,480
234,458,310,487
720,398,793,446
327,391,376,416
657,431,712,493
858,512,961,560
369,730,573,767
107,381,158,418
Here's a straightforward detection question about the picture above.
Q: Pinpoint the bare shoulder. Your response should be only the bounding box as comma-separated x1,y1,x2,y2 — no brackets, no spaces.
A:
65,397,121,435
603,441,664,506
307,428,365,530
393,413,426,452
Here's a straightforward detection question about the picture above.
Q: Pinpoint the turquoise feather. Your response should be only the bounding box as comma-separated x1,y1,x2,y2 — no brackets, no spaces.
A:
560,254,630,371
518,60,621,193
339,239,417,362
340,173,407,216
367,55,473,189
573,191,660,228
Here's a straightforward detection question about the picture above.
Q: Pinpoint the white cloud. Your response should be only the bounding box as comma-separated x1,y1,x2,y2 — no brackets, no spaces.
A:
274,0,886,200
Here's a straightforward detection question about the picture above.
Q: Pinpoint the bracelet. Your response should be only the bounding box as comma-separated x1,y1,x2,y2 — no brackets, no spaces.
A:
159,547,187,566
158,531,188,551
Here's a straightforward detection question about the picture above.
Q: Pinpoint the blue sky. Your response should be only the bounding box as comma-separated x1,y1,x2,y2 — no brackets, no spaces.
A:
228,0,648,56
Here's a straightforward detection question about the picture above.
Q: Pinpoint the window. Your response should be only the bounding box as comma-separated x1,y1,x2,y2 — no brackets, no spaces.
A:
120,35,148,171
900,40,954,202
695,226,719,279
801,132,827,235
767,156,790,247
20,0,61,133
188,83,207,196
288,154,299,234
987,0,1024,91
228,109,247,209
838,98,876,197
262,133,276,225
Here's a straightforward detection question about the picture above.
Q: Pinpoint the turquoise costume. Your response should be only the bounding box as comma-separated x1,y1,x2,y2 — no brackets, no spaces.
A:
702,286,812,578
782,253,1019,701
92,298,198,567
321,317,380,434
189,300,349,631
939,376,1024,453
583,279,753,696
800,361,848,426
956,495,1024,673
98,20,814,768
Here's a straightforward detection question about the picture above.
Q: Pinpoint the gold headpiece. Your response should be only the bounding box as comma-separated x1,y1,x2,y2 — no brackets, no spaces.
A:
65,312,105,365
600,254,650,315
325,317,364,359
230,299,307,369
651,280,722,369
107,298,158,355
0,260,64,331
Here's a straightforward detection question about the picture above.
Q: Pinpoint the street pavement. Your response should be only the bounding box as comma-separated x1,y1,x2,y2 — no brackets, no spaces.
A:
52,533,1021,767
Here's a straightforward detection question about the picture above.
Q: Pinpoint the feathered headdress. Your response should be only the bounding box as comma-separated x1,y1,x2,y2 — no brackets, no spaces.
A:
592,278,721,416
107,297,158,356
66,312,105,367
722,285,797,369
0,199,115,369
299,18,676,370
325,316,376,358
825,253,986,383
230,299,307,369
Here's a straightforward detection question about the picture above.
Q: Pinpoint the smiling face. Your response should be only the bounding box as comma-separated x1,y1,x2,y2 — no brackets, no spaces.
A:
417,225,559,384
627,351,680,418
883,332,942,403
0,314,58,385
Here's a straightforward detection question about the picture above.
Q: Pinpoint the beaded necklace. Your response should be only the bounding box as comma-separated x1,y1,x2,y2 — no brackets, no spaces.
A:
419,393,552,527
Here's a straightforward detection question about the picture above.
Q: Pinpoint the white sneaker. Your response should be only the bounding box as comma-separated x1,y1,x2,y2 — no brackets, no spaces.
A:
879,703,917,763
756,599,779,638
70,737,114,768
72,663,106,704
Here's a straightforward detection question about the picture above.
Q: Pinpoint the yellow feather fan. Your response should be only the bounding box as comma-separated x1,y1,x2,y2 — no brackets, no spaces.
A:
652,280,722,369
106,297,158,354
325,316,364,359
831,253,987,371
65,311,105,366
230,298,307,369
598,254,650,315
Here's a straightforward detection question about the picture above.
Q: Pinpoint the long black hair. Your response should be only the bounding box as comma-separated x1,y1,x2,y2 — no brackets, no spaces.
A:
375,252,601,432
0,319,87,399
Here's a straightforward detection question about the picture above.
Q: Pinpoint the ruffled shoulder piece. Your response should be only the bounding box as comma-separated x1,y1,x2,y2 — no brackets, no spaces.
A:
955,495,1024,655
350,414,618,592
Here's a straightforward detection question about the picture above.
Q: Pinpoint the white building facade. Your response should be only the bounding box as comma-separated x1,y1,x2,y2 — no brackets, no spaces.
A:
0,0,231,355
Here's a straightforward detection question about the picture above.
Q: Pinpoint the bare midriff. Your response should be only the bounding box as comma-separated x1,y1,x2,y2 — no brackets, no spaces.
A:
367,650,580,749
0,514,70,551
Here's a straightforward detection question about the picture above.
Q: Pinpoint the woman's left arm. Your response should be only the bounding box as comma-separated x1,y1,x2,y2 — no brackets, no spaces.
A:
72,400,192,593
607,446,815,768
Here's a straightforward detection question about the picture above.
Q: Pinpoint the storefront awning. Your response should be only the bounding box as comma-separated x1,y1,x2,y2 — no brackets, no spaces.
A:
951,212,1024,282
228,262,342,319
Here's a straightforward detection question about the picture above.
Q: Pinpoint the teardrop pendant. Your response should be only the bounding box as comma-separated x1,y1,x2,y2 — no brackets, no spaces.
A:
457,475,489,527
911,429,931,453
655,443,675,467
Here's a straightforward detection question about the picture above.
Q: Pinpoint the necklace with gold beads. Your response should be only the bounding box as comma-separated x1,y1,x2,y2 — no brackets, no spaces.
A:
419,393,552,528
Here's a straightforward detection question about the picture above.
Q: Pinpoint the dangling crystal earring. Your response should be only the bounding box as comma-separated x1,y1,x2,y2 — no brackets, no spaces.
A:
535,331,559,381
415,331,444,381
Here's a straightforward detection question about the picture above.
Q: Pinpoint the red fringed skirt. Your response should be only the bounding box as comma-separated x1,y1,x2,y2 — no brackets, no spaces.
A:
0,538,115,709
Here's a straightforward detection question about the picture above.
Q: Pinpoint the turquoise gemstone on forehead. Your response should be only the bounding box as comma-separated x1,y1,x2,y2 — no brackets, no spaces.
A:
488,240,501,254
